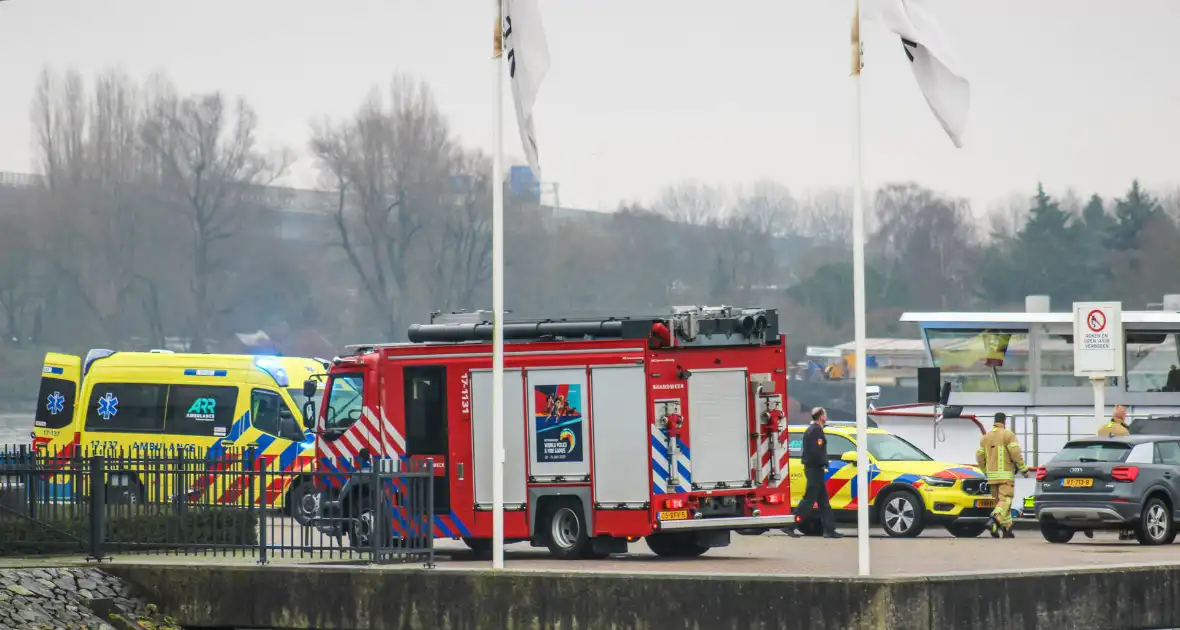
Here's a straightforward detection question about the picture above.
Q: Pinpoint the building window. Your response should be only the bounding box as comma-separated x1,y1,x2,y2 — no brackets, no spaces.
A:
1037,333,1120,388
1126,331,1180,393
925,328,1030,393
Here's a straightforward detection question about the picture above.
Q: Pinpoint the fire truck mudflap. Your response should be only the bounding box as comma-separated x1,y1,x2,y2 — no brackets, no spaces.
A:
307,306,795,560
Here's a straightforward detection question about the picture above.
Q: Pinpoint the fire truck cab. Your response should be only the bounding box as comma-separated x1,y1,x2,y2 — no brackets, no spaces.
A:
305,306,794,559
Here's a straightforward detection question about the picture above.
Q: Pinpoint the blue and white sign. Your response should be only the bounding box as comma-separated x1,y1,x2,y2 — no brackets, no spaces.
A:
97,393,119,420
46,391,66,415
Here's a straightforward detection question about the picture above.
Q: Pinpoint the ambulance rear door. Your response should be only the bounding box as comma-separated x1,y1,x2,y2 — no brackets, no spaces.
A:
34,353,82,453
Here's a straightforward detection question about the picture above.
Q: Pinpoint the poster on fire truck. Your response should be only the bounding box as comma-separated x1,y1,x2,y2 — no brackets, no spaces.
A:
533,384,584,463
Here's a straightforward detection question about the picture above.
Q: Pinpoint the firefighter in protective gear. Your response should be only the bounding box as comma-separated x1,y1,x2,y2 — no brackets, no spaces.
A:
1097,405,1135,539
975,412,1029,538
1097,405,1130,437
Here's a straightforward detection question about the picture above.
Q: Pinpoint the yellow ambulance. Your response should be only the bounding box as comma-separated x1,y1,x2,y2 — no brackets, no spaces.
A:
33,350,326,524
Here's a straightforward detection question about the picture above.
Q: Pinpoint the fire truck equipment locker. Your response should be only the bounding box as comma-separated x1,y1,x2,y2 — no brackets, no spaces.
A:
687,368,753,489
527,366,591,481
589,365,650,505
470,368,527,508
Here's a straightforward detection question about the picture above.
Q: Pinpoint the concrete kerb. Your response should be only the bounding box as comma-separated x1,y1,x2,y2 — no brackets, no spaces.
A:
102,562,1180,630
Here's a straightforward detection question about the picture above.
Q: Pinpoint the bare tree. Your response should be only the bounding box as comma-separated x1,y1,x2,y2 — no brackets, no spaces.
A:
420,149,492,313
309,76,454,339
140,80,290,351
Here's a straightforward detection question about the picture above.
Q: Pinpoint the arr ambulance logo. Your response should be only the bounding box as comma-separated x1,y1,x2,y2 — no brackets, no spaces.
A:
186,397,217,421
97,393,119,420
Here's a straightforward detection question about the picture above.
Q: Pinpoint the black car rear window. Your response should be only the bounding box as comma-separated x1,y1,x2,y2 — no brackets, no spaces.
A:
1052,442,1132,463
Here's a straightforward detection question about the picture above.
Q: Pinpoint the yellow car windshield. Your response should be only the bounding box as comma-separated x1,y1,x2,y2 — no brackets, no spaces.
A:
867,433,933,462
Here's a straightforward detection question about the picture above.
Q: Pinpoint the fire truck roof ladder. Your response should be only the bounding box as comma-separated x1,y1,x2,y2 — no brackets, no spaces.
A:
404,305,780,348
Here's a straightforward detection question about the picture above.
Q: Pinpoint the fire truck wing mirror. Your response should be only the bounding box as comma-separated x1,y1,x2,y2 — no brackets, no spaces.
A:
303,379,318,399
677,369,692,379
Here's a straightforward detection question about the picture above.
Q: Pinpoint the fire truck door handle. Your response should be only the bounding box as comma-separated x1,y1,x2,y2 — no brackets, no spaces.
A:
457,463,464,480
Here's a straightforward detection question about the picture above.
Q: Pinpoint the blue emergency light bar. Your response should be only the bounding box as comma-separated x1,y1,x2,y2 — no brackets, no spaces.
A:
253,356,289,387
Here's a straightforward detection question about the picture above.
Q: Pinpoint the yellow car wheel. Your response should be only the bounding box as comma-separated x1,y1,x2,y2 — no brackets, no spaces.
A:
879,490,925,538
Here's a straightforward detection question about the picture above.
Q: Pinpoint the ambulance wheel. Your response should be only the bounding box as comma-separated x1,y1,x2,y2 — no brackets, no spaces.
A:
879,490,925,538
645,533,709,558
545,502,591,560
288,480,317,526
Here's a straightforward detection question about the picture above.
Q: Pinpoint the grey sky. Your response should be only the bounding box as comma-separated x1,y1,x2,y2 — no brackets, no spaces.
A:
1,0,1177,215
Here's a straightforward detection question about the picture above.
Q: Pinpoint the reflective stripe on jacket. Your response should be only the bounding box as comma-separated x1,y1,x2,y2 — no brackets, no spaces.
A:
975,425,1027,482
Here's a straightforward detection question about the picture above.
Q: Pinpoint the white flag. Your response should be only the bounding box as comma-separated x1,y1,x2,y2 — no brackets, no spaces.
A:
866,0,970,147
501,0,550,180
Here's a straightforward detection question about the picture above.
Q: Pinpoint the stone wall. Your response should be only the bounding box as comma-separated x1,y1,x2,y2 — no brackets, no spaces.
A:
0,568,180,630
106,563,1180,630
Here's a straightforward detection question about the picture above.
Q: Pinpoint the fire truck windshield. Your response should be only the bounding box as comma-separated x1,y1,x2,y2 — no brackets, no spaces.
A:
323,374,364,431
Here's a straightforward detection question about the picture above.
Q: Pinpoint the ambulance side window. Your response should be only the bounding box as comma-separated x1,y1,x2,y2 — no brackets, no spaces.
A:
85,383,167,433
165,385,238,437
251,389,302,440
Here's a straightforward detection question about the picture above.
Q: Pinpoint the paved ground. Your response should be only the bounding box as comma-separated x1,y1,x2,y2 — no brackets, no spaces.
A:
11,526,1180,578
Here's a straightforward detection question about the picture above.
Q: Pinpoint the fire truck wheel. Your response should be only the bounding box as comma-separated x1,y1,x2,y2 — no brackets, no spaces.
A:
463,538,492,555
345,494,392,549
645,533,709,558
545,502,591,559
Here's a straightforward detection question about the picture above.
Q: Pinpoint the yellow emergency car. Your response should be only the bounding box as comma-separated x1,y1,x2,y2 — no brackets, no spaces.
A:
32,350,326,524
787,423,994,537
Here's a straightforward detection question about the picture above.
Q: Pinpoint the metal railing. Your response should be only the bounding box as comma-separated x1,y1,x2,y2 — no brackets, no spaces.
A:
1010,413,1165,468
0,444,435,566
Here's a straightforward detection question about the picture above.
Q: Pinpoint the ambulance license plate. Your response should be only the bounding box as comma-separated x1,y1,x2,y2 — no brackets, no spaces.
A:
659,510,688,521
1063,478,1093,488
975,499,995,508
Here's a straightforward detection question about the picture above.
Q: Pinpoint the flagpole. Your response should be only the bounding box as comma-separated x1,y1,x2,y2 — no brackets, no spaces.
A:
851,0,870,577
491,0,506,571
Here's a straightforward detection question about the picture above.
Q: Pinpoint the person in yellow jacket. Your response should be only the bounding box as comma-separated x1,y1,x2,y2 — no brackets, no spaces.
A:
976,412,1029,538
1097,405,1130,437
1097,405,1135,539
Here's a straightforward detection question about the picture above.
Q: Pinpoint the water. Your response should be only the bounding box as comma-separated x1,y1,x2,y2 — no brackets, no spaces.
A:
0,412,30,445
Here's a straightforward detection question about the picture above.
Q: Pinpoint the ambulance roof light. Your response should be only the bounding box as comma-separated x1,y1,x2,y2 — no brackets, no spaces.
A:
83,349,116,377
254,355,289,387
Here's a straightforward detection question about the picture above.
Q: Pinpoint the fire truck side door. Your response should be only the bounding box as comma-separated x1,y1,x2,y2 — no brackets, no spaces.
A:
403,365,450,513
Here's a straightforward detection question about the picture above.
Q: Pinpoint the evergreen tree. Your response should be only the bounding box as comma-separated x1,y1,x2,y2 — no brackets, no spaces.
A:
1106,180,1162,252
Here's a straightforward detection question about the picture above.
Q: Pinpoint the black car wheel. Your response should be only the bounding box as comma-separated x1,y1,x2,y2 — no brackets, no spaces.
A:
1136,497,1175,546
1040,522,1075,544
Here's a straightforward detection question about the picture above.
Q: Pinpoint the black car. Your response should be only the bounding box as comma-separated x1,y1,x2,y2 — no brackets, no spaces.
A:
1034,435,1180,545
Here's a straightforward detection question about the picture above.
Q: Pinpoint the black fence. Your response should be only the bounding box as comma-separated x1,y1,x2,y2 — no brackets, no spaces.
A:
0,444,435,566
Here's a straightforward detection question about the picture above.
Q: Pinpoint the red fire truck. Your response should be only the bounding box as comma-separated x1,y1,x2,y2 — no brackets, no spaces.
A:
304,306,794,559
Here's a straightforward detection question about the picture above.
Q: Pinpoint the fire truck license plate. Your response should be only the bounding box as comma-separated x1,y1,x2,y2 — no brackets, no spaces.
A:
659,510,688,521
975,499,995,508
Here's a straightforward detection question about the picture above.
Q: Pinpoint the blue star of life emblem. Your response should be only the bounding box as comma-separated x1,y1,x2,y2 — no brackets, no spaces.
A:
97,393,119,420
46,391,65,415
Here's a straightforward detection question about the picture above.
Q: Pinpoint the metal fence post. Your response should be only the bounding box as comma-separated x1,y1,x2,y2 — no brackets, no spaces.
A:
1031,415,1039,468
425,458,435,569
174,451,186,516
89,456,107,562
257,452,268,565
369,460,381,563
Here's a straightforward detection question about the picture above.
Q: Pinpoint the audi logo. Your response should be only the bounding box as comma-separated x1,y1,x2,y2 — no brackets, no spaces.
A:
1070,467,1083,473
